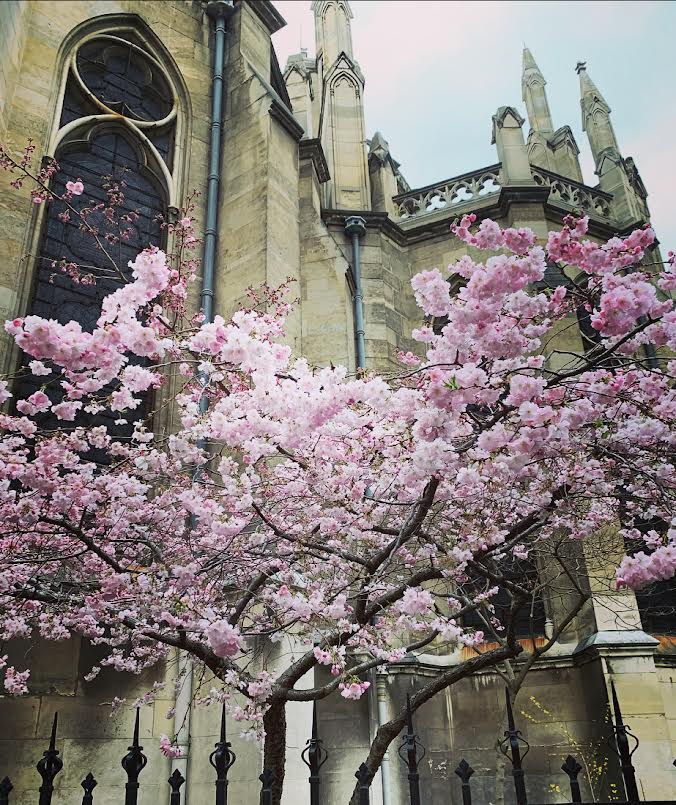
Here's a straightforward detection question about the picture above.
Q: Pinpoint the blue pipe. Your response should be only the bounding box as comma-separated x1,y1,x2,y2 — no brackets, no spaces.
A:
345,216,367,370
200,1,233,414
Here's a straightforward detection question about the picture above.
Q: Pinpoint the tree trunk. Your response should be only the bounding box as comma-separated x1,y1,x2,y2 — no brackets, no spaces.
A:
347,644,522,805
263,700,287,805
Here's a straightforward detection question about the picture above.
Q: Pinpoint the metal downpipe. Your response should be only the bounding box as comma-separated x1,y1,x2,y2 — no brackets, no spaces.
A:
344,216,367,370
201,0,232,334
344,216,391,803
171,4,233,799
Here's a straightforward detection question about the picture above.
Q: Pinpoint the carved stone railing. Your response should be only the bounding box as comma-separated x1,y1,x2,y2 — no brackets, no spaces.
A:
530,167,613,218
392,164,502,221
391,163,614,223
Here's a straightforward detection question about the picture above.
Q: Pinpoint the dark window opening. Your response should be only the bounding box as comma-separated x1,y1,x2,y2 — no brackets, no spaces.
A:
16,30,173,455
625,517,676,637
460,559,546,641
15,130,166,446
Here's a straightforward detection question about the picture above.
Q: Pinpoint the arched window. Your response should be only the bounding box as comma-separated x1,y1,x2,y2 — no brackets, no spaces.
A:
17,25,183,437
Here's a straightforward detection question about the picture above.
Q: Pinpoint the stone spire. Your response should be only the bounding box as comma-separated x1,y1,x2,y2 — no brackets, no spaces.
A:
312,0,354,69
576,61,649,224
310,0,370,210
522,47,553,134
577,61,620,174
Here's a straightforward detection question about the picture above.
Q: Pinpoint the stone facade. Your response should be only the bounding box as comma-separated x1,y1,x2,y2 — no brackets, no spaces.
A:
0,2,673,804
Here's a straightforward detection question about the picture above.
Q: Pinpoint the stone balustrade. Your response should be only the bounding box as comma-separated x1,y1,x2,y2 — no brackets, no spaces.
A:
392,163,614,222
530,167,613,218
392,164,502,220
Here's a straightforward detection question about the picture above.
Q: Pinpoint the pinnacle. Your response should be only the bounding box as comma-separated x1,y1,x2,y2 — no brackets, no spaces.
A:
577,61,608,106
522,47,541,74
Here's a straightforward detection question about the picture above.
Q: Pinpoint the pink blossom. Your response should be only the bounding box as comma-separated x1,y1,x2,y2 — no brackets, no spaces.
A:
28,360,51,376
399,587,434,616
339,680,370,700
3,666,30,695
411,269,452,317
0,380,11,405
159,735,182,758
65,180,84,195
205,621,242,658
52,400,82,420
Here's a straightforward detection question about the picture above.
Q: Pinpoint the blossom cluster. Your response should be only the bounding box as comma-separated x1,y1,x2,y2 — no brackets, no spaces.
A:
0,192,673,747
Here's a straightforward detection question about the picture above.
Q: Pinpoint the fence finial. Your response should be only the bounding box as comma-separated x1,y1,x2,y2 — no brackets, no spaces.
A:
37,713,63,805
398,694,424,805
499,688,529,805
258,769,274,805
301,701,328,805
608,680,640,802
81,773,97,805
355,764,372,805
121,709,147,805
455,758,475,805
561,755,582,803
168,769,185,805
0,776,13,805
210,704,236,805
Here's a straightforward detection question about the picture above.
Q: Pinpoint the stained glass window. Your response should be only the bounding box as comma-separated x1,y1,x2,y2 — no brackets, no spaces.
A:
16,31,173,444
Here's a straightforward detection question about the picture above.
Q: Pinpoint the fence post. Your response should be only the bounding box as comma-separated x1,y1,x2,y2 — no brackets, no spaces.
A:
455,759,474,805
609,681,640,802
561,755,582,803
37,714,63,805
499,688,529,805
80,773,97,805
121,709,147,805
210,705,236,805
258,769,274,805
397,694,424,805
355,764,371,805
0,777,12,805
301,702,328,805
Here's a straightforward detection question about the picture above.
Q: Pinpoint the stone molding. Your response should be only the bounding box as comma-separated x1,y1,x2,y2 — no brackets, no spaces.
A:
299,138,330,183
243,0,286,35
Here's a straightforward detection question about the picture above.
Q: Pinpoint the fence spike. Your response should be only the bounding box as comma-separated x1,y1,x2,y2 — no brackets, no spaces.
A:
210,704,236,805
499,688,529,805
561,755,582,803
121,709,147,805
455,758,475,805
80,773,97,805
608,681,640,803
0,777,13,805
37,713,63,805
168,769,185,805
301,701,328,805
355,763,371,805
48,714,58,752
258,769,274,805
397,694,424,805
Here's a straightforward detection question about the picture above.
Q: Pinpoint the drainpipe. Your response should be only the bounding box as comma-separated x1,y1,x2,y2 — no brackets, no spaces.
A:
344,216,389,802
344,216,367,370
201,0,233,341
375,674,393,805
170,2,233,798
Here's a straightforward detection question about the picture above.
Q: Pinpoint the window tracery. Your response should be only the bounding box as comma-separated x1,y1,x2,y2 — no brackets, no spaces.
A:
17,24,183,439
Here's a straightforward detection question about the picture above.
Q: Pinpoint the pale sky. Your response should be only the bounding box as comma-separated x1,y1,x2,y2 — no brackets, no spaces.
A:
272,1,676,252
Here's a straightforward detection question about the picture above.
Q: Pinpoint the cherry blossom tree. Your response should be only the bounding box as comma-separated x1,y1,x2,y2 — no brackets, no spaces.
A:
0,144,674,803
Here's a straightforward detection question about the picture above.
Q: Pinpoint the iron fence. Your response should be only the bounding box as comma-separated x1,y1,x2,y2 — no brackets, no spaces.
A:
1,682,673,805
